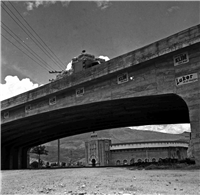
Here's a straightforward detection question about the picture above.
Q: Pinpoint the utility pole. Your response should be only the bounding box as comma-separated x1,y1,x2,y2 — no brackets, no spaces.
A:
70,150,73,166
49,70,62,82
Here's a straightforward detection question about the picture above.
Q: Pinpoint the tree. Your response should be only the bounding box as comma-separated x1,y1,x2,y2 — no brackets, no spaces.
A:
30,145,48,168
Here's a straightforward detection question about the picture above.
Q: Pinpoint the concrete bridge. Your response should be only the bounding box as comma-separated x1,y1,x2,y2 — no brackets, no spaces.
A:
1,24,200,170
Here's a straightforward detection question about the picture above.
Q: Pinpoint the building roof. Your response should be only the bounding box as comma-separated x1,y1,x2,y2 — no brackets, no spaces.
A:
111,139,188,146
110,140,189,150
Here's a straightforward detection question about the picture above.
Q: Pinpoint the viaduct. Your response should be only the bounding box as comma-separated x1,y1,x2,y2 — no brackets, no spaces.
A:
1,24,200,170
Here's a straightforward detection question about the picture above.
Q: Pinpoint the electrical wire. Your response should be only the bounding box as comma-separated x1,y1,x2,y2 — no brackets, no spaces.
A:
2,22,56,71
1,2,63,70
1,2,64,70
8,1,66,69
1,33,51,72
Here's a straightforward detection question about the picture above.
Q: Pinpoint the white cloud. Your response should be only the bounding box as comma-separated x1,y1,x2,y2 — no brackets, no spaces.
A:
130,124,191,134
26,2,34,11
0,76,40,101
167,6,180,13
98,55,110,61
44,0,57,6
25,1,111,11
25,1,70,11
95,0,111,10
66,61,72,70
35,0,43,8
48,1,56,4
60,0,70,7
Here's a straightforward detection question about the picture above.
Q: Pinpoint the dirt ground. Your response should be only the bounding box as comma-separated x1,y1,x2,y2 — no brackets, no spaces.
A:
1,167,200,195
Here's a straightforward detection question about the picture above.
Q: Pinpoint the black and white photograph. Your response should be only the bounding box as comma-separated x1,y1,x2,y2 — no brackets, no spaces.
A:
1,1,200,194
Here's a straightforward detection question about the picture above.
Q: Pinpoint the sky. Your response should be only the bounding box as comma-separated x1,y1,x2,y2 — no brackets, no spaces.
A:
1,0,199,133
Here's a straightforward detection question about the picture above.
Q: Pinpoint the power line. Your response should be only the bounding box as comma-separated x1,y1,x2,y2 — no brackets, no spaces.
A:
8,1,66,69
2,22,56,71
1,2,64,70
1,33,51,72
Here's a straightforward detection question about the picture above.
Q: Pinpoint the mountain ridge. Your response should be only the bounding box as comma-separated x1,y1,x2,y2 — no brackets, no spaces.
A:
30,128,190,163
46,127,190,147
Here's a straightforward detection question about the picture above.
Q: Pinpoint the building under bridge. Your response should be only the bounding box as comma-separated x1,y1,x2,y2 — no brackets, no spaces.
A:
85,132,189,166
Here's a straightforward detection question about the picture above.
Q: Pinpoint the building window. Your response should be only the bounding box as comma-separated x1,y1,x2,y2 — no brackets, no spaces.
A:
176,150,181,159
76,87,84,97
116,160,120,165
3,111,9,119
123,160,128,165
49,96,56,105
152,158,156,162
105,143,109,151
117,73,129,84
130,158,135,165
25,105,31,112
145,159,149,162
137,159,142,163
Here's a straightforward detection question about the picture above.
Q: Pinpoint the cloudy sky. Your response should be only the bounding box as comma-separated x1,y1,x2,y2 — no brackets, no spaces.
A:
1,0,198,133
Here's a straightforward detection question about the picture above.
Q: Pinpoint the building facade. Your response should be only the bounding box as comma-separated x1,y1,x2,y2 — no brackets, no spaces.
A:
85,133,111,166
85,134,189,166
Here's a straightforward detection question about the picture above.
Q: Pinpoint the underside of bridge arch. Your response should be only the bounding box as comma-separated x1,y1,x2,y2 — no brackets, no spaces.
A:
1,93,190,169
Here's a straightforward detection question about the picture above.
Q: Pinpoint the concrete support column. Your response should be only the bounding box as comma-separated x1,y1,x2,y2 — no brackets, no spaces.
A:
9,147,14,170
13,148,19,169
17,148,22,169
1,146,17,170
3,147,30,169
1,147,9,170
181,85,200,165
0,147,6,170
3,147,27,170
187,100,200,165
190,120,200,165
21,148,30,169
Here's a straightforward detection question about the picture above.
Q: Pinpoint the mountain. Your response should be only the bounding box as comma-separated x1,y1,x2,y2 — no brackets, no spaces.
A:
30,128,190,163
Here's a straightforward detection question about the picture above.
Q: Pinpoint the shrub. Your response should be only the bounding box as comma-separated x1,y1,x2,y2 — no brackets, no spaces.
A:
145,164,158,170
30,161,39,168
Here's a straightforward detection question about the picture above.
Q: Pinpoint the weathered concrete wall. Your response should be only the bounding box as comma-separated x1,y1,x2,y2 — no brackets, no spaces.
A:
1,24,200,169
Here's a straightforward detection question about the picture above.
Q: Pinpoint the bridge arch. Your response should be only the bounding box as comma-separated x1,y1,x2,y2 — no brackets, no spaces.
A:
2,93,191,169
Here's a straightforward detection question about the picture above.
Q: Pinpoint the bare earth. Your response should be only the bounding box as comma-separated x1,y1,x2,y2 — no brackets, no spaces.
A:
1,167,200,195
